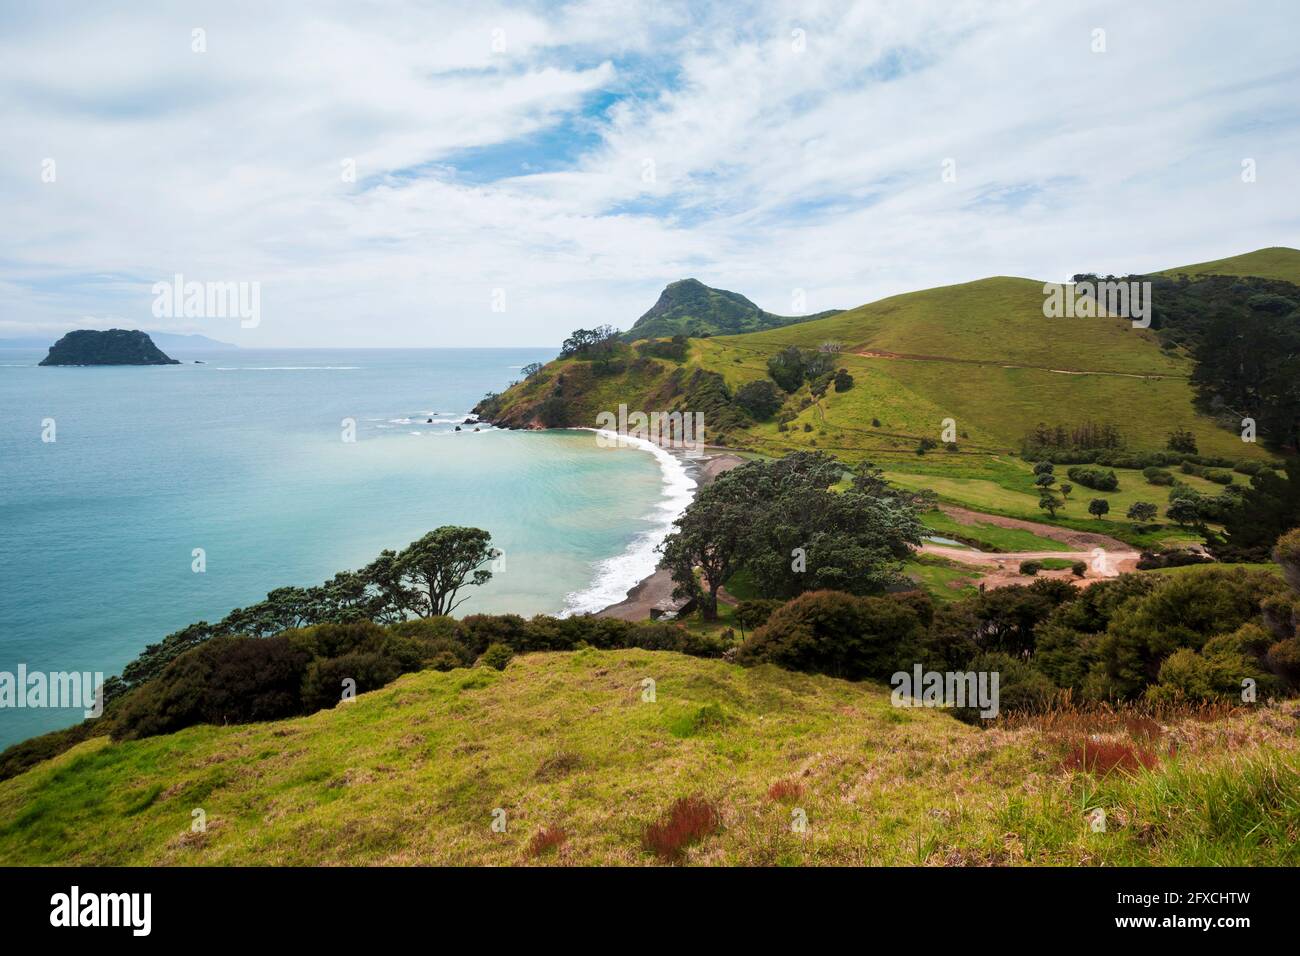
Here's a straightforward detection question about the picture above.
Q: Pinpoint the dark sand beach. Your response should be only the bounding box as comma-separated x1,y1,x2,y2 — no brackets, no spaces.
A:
595,451,746,620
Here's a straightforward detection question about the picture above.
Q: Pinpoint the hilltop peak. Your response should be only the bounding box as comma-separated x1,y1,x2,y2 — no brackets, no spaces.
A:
623,280,839,342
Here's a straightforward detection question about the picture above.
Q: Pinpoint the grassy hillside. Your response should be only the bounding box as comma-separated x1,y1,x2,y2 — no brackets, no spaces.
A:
2,648,1297,866
480,255,1284,543
489,275,1265,462
1157,246,1300,284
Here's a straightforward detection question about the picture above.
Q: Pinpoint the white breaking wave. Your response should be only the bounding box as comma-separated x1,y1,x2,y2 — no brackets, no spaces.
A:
559,429,698,617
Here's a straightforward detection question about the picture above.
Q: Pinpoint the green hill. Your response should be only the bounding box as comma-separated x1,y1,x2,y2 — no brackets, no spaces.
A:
1157,246,1300,284
1,648,1296,865
478,252,1288,542
621,278,840,342
484,276,1265,461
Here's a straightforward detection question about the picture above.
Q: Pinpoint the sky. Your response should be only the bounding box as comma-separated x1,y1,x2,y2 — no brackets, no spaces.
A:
2,0,1298,347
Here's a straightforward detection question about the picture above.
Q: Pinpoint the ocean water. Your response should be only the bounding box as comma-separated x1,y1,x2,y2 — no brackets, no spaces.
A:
0,347,692,747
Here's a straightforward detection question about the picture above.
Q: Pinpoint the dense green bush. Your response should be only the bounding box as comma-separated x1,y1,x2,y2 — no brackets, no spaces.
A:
636,336,688,362
1019,560,1042,575
734,599,783,631
114,635,312,740
959,651,1056,720
1087,568,1285,699
734,379,784,420
736,590,926,680
301,651,402,712
1066,466,1119,491
477,643,515,671
1274,528,1300,592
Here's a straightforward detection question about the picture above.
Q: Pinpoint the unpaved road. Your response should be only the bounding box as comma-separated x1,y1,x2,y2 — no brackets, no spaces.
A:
853,348,1176,380
918,505,1141,591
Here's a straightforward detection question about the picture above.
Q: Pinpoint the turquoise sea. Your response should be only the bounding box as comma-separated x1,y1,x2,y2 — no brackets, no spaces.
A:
0,347,691,747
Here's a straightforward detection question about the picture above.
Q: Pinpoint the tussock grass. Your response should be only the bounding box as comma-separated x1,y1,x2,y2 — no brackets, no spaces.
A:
0,650,1295,866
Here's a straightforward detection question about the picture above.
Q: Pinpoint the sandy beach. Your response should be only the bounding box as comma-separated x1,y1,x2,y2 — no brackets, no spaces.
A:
595,450,747,620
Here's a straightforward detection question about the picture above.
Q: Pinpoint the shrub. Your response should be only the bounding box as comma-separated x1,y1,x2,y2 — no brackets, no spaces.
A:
1135,549,1211,571
1143,467,1175,486
736,590,925,680
477,642,514,670
301,651,401,712
287,620,388,660
961,651,1056,719
1033,461,1055,475
1274,528,1300,592
833,368,854,392
456,613,530,655
1266,638,1300,684
1071,561,1087,577
1126,501,1158,524
114,635,312,740
637,337,688,362
734,599,783,631
641,796,721,862
1067,466,1119,491
1019,560,1042,576
1088,568,1286,700
734,379,783,420
1166,427,1198,454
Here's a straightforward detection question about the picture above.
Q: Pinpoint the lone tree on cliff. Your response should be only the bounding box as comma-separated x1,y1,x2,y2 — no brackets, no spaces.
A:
397,526,500,617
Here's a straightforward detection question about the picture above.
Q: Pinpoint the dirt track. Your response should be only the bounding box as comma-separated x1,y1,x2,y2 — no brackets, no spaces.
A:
852,348,1175,380
919,505,1141,591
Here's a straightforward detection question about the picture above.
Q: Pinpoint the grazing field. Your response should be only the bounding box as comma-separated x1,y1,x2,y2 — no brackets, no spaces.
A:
1158,246,1300,284
922,510,1071,553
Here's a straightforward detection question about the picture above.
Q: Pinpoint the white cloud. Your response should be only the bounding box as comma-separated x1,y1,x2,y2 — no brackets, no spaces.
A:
1,0,1297,345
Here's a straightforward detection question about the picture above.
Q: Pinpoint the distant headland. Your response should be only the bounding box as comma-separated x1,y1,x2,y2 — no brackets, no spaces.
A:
38,329,180,366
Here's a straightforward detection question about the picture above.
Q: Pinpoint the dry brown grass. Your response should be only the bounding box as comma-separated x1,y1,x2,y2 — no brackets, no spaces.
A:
526,826,568,858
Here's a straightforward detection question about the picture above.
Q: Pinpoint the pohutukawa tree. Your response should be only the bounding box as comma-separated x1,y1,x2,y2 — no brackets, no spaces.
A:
659,452,923,619
396,526,500,617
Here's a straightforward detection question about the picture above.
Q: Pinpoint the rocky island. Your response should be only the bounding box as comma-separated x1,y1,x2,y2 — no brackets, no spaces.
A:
39,329,180,366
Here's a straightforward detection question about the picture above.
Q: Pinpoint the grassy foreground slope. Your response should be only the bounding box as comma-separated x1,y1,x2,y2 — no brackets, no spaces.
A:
1,649,1297,866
